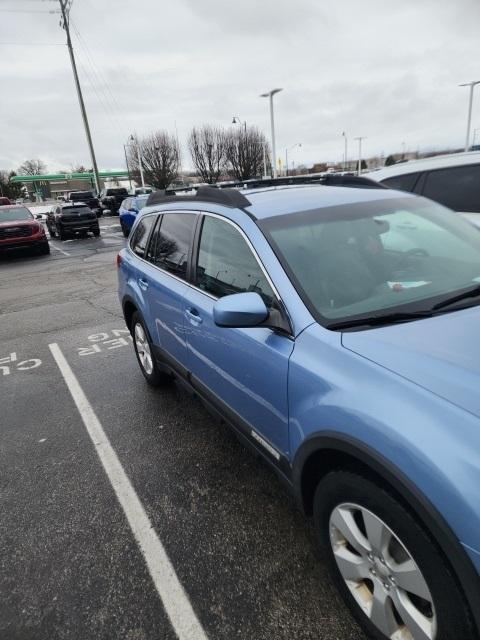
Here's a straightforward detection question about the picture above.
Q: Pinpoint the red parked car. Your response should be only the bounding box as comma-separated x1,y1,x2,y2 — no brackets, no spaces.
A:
0,197,12,206
0,205,50,255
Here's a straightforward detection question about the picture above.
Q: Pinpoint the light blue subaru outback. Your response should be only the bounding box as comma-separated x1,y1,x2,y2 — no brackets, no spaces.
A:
117,183,480,640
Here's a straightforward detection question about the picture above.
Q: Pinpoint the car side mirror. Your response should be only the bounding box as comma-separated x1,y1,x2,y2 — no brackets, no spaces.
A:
213,292,268,328
34,214,43,220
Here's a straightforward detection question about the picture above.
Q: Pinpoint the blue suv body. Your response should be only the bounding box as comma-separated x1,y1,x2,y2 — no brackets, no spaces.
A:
118,194,150,237
118,184,480,640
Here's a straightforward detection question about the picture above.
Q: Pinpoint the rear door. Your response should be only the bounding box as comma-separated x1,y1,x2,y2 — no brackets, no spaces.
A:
184,213,293,458
142,211,198,375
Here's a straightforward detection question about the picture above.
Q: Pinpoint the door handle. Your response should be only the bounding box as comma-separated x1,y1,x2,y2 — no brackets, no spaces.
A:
185,308,203,324
138,278,149,291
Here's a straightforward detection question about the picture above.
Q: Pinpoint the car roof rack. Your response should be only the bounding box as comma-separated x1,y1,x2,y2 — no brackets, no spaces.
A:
145,185,251,208
219,174,386,190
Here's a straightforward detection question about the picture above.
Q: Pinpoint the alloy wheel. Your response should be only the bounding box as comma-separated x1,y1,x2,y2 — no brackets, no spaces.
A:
329,502,436,640
134,322,153,375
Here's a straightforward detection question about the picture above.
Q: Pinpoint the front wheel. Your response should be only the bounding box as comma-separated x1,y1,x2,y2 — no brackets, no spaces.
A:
93,226,100,237
313,471,475,640
120,220,129,238
131,312,171,387
58,226,68,241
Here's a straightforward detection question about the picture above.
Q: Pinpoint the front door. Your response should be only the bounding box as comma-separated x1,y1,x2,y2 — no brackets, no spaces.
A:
184,214,293,457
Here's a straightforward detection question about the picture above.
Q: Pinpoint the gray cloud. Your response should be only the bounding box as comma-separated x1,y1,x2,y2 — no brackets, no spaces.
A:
1,0,479,172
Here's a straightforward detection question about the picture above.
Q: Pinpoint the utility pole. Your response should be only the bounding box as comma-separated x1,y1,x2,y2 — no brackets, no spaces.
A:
59,0,100,194
261,88,283,178
459,81,480,152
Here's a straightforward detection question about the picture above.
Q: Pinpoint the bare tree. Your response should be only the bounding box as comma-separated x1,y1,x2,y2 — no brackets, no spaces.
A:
225,127,269,181
128,131,180,189
18,159,47,175
188,126,227,184
0,171,23,200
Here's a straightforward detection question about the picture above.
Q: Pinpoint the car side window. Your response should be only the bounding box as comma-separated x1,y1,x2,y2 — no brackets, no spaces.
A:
196,215,276,308
421,164,480,212
130,215,156,258
381,172,419,192
150,212,196,279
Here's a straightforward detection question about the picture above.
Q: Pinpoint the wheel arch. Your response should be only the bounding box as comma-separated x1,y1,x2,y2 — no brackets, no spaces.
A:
293,431,480,630
122,296,138,333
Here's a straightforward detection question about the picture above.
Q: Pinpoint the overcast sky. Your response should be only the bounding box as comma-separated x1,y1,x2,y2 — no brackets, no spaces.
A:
1,0,480,173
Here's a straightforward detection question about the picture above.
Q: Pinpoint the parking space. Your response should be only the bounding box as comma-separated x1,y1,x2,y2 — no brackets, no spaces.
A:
0,242,365,639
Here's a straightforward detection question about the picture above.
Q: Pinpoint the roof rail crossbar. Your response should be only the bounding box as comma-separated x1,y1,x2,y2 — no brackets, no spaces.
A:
146,185,251,208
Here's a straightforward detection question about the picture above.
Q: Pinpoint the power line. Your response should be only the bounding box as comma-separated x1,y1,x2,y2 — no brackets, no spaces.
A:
0,41,65,45
58,0,100,193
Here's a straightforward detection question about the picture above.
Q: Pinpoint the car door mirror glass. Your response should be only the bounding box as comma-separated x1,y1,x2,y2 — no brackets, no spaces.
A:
213,292,268,328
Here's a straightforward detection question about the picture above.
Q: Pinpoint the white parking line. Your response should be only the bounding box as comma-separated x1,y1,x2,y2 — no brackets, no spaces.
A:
48,343,208,640
50,244,71,256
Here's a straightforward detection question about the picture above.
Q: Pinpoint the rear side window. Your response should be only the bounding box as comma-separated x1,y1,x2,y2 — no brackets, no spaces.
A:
196,215,276,307
150,212,196,279
421,164,480,212
381,172,419,192
130,215,155,258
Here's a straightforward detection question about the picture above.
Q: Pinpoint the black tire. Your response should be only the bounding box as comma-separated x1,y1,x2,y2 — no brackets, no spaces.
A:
313,471,475,640
131,311,171,387
59,227,67,241
121,221,129,238
39,241,50,255
93,227,100,237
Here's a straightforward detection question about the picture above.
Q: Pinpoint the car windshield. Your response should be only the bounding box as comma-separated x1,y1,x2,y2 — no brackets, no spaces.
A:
107,189,127,195
260,196,480,326
0,207,33,222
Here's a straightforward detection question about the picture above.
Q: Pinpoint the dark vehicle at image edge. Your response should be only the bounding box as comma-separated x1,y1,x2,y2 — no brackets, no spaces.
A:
0,204,49,254
118,184,480,640
99,187,129,214
67,190,102,217
47,202,100,240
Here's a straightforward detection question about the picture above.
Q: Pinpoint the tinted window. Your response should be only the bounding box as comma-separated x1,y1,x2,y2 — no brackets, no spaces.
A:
107,188,128,196
421,165,480,212
61,206,92,215
382,173,419,192
130,215,155,258
196,215,275,307
151,212,195,279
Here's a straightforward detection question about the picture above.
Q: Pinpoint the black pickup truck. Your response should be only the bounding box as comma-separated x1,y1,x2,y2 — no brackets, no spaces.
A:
67,190,102,217
99,187,129,215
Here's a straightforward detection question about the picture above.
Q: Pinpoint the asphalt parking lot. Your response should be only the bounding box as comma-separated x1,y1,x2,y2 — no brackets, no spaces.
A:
0,220,365,640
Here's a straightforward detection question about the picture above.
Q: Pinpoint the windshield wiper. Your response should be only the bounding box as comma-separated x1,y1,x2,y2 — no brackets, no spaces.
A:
432,284,480,311
326,310,434,331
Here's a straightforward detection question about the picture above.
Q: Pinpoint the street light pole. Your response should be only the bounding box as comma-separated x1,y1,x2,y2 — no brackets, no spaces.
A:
342,132,348,171
459,81,480,152
232,116,247,134
130,135,145,187
260,88,283,178
285,143,302,177
59,0,100,195
123,144,132,190
354,136,366,175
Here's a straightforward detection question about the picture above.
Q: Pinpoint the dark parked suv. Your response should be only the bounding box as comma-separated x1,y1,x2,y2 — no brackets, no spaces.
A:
47,202,100,240
99,187,129,215
67,190,101,217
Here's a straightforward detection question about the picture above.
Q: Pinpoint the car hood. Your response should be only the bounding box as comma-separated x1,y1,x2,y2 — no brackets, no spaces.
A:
0,219,34,228
342,305,480,418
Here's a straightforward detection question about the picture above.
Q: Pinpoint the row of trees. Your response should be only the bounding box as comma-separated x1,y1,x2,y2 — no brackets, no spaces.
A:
3,126,270,195
127,125,270,189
